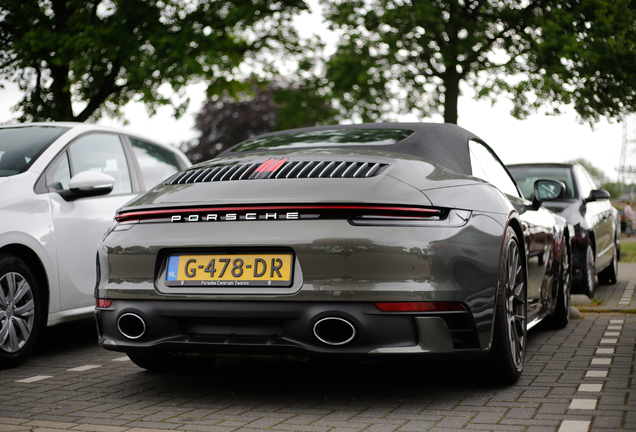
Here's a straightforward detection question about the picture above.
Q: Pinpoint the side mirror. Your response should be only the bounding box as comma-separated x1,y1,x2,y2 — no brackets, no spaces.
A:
59,171,116,201
532,179,566,209
585,189,610,203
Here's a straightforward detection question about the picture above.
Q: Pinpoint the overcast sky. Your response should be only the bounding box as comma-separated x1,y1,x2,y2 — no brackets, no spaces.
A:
0,1,628,182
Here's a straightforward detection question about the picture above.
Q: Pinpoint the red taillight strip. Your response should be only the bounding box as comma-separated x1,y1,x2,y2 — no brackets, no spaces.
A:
375,302,468,312
115,205,441,222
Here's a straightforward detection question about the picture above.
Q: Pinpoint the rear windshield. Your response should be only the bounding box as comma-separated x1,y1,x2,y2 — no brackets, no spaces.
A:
508,165,576,199
0,125,67,176
230,129,414,153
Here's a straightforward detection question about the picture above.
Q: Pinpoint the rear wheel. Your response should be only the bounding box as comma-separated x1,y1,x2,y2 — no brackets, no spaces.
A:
0,255,42,369
482,227,527,385
549,243,571,329
597,240,618,285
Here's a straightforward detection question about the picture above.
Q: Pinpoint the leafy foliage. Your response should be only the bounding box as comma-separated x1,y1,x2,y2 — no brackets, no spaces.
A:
0,0,307,122
320,0,636,125
601,182,623,199
321,0,538,124
504,0,636,123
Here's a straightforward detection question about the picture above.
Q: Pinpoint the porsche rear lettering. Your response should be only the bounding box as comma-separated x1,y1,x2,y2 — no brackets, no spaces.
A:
171,212,299,222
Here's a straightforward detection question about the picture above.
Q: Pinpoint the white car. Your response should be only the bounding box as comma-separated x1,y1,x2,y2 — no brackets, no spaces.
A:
0,122,191,368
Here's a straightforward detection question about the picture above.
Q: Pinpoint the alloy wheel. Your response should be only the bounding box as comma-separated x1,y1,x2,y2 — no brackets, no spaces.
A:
0,272,35,353
505,238,526,370
562,246,571,318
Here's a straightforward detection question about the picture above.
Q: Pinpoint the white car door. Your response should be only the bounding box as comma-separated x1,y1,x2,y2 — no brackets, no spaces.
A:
46,133,137,311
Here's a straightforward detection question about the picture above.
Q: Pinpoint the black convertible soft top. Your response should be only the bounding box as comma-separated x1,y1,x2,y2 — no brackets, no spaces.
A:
221,123,484,175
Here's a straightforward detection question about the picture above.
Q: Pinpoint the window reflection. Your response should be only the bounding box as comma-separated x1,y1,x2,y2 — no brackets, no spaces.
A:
231,129,414,152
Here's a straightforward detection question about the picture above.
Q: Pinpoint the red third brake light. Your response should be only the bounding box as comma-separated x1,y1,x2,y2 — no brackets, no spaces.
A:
375,302,468,312
266,158,288,172
254,158,276,173
255,158,288,173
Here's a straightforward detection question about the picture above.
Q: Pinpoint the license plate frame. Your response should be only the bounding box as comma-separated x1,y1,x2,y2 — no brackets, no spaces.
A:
164,252,294,287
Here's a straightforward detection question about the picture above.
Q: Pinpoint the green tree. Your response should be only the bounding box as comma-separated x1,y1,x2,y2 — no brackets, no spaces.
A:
320,0,636,124
602,182,623,199
0,0,306,122
503,0,636,123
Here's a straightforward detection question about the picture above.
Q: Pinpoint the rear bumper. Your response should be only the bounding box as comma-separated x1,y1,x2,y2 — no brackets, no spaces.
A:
95,300,485,360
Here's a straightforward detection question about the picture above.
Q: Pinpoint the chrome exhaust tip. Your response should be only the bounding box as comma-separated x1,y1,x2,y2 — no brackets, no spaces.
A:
117,313,146,340
313,317,356,346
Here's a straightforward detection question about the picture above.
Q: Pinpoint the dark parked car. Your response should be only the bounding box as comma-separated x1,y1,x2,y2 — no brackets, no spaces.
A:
95,123,571,384
508,163,620,297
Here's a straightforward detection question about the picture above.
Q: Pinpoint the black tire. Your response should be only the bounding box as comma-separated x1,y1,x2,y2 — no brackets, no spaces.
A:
0,255,42,369
482,227,527,385
127,352,216,372
597,241,618,285
579,243,596,298
548,242,571,329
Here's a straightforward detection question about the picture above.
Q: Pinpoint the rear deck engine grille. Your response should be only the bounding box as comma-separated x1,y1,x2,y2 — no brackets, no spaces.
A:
166,160,389,185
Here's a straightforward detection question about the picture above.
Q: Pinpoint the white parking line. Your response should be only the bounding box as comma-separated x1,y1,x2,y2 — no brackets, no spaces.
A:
618,285,633,306
596,348,614,354
607,325,622,330
578,383,603,392
585,370,608,378
609,319,624,324
559,420,591,432
604,332,621,337
15,375,53,383
569,399,597,410
67,365,101,372
601,338,618,343
591,358,611,365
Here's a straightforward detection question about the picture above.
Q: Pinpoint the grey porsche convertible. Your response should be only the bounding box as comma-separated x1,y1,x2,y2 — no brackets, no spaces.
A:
95,123,571,383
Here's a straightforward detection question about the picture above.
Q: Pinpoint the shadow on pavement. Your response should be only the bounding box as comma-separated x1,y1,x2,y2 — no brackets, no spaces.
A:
125,323,549,394
32,318,98,355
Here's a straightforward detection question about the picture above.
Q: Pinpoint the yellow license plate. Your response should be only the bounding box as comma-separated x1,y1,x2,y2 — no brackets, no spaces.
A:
165,253,293,287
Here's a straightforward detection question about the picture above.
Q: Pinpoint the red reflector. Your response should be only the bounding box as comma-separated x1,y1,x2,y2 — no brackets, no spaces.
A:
96,299,112,308
374,302,467,312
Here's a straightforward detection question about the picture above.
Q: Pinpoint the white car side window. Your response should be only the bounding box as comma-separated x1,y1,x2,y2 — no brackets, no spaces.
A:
69,134,132,195
129,138,181,189
51,152,71,191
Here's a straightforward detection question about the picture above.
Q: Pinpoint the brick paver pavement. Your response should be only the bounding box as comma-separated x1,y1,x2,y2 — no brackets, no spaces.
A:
1,283,635,431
